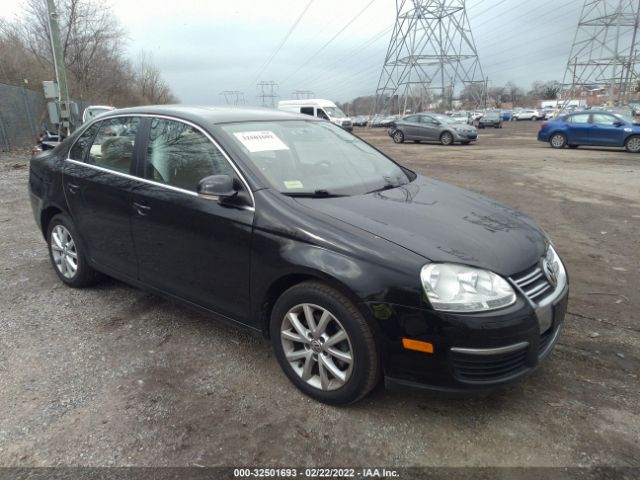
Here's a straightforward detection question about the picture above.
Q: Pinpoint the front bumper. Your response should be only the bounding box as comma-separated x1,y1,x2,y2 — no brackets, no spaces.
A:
370,271,569,393
454,131,478,141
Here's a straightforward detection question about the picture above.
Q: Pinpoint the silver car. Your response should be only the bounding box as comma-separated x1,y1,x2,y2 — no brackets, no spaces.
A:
388,113,478,145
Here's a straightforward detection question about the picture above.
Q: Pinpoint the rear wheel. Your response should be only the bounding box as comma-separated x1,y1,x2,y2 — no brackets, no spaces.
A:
270,281,380,405
47,214,101,287
392,130,404,144
550,133,567,149
625,135,640,153
440,131,454,146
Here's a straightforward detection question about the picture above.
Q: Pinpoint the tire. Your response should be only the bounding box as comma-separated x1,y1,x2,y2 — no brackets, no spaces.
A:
440,131,454,146
625,135,640,153
392,130,404,144
270,281,380,405
549,133,567,149
47,214,101,288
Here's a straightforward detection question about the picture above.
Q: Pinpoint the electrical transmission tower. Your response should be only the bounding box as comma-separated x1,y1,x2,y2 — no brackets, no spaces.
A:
292,90,315,99
256,81,279,107
375,0,486,115
561,0,640,108
220,90,246,105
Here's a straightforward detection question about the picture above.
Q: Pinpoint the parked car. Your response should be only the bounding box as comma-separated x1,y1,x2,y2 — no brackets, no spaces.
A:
513,109,542,121
82,105,116,123
449,111,471,124
278,99,352,132
30,105,568,404
478,110,502,129
389,113,478,145
352,115,369,127
538,110,640,152
502,110,513,122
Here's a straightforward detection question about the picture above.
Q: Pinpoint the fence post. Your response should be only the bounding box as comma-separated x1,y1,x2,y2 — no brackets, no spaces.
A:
0,110,11,151
21,86,37,140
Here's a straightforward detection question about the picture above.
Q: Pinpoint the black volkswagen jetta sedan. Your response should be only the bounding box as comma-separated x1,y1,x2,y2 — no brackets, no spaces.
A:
29,105,569,404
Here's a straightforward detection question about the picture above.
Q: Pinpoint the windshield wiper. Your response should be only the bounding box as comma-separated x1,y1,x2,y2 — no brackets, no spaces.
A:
282,189,347,198
366,176,407,194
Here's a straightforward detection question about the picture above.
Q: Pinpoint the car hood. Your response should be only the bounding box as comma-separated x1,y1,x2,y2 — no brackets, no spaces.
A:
294,176,547,276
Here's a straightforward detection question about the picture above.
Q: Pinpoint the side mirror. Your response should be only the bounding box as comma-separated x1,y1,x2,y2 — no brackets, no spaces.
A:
197,175,237,198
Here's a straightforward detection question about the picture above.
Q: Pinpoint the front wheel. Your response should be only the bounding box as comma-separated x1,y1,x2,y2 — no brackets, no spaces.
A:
625,135,640,153
392,130,404,144
440,131,454,146
549,133,567,149
47,214,101,287
270,281,380,405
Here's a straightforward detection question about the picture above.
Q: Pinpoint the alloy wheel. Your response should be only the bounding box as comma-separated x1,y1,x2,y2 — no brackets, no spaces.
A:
626,136,640,153
441,132,454,145
550,134,566,148
280,303,354,391
50,225,78,279
393,131,404,143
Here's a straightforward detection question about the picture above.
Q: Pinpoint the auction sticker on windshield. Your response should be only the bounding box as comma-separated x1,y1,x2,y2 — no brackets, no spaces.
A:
233,131,289,153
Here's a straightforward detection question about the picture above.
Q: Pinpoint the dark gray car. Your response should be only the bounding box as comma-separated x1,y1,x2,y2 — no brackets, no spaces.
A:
388,113,478,145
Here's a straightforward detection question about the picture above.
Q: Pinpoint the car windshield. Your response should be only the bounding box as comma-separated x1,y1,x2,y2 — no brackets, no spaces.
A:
324,106,346,118
220,120,412,196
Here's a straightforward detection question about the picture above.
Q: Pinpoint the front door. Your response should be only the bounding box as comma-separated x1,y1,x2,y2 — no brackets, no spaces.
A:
418,115,440,141
589,113,626,146
63,116,141,278
130,117,254,322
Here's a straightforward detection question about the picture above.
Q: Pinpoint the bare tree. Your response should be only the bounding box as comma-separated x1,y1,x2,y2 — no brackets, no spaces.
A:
1,0,177,106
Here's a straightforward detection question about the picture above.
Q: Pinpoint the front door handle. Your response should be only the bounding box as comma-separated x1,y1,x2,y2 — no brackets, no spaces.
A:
67,183,80,194
133,201,151,216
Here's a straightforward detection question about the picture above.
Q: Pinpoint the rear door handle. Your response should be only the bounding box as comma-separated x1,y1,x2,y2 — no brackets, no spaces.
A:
67,183,80,194
133,201,151,216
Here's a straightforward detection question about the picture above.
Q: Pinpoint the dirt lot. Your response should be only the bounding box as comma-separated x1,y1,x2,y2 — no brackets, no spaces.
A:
0,121,638,467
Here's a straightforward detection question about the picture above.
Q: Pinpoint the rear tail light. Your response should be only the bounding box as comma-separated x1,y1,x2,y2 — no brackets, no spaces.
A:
31,145,42,156
540,122,547,129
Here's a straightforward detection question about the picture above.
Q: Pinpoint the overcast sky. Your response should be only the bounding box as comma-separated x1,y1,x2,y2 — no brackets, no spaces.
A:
1,0,586,104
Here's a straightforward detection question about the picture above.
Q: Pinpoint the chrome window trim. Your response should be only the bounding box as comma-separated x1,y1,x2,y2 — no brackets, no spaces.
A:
451,341,529,356
64,159,255,212
65,112,256,209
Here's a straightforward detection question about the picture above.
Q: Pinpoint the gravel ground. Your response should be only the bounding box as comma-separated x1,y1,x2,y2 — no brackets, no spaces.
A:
0,121,638,467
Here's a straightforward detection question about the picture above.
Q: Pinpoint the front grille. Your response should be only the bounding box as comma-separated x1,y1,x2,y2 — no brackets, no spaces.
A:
451,348,528,382
511,263,554,304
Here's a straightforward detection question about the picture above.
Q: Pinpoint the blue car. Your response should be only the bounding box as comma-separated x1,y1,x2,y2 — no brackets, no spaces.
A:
538,111,640,152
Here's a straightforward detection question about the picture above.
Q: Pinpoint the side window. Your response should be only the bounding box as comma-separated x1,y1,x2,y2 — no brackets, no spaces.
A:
145,118,234,192
69,123,100,161
592,114,616,125
568,114,590,124
300,107,314,116
87,117,140,173
316,109,329,120
404,115,419,123
420,115,435,124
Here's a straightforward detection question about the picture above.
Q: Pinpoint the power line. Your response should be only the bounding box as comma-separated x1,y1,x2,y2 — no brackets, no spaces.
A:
250,0,315,88
281,0,378,84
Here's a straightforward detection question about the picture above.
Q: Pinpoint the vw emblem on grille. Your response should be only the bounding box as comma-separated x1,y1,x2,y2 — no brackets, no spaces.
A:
543,257,559,287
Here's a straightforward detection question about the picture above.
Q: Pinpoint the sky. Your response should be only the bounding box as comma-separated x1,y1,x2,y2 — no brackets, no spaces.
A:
0,0,587,105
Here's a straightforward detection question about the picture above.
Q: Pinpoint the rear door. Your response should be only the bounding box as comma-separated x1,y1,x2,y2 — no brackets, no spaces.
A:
129,117,254,322
565,113,591,144
63,116,141,278
589,113,626,146
400,115,421,139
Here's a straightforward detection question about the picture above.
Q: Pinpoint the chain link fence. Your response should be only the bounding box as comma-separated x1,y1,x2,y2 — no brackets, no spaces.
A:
0,82,94,150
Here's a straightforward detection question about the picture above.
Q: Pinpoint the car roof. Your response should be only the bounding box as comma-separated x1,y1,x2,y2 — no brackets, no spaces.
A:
97,104,315,125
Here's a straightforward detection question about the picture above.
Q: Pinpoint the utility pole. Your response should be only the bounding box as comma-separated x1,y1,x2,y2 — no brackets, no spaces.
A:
292,90,315,99
220,90,246,105
46,0,72,136
560,0,640,110
374,0,486,114
256,81,279,108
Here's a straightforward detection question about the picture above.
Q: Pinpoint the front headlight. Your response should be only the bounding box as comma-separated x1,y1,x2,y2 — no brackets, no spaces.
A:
421,264,516,313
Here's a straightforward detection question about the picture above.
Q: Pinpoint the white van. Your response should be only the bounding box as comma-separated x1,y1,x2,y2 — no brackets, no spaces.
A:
278,99,352,132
